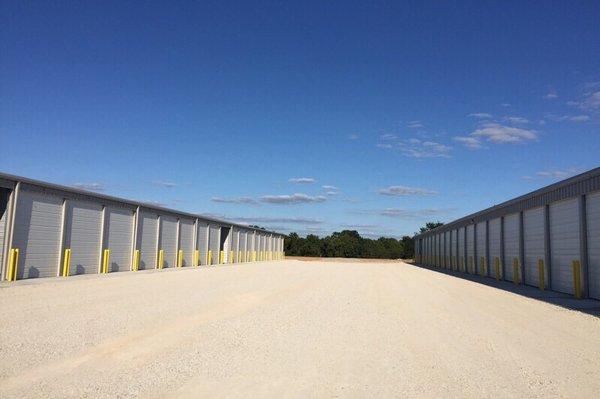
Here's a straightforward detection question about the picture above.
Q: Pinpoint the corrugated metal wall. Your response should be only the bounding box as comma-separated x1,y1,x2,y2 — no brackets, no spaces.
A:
63,199,103,275
197,221,209,265
503,213,520,282
159,215,178,268
523,207,545,287
476,222,486,275
179,219,194,267
209,225,220,264
488,218,501,278
587,191,600,299
137,211,158,270
466,225,474,273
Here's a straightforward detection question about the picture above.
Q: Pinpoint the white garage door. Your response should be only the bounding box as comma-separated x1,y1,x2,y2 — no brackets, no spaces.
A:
179,219,194,267
476,222,486,275
466,225,474,272
488,218,502,278
104,206,134,273
209,225,220,264
197,222,209,265
504,213,520,282
587,191,600,299
457,227,465,270
12,188,63,279
137,211,158,270
159,215,178,268
523,207,546,287
64,199,103,275
550,198,581,295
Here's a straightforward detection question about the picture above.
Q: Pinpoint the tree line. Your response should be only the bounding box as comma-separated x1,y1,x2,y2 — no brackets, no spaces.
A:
283,222,444,260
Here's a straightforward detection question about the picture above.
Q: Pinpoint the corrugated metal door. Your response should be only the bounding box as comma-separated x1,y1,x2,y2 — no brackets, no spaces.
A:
197,222,209,265
159,215,178,268
587,191,600,299
488,218,501,278
504,213,520,282
232,228,239,261
476,222,486,275
444,231,450,267
240,230,247,253
466,225,474,272
137,211,158,270
449,230,455,268
550,198,580,295
104,206,134,272
209,225,220,264
457,227,464,269
12,188,63,279
179,219,194,267
523,207,546,287
64,199,103,275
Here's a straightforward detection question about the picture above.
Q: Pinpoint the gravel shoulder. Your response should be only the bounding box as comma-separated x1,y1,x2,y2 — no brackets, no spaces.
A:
1,260,599,398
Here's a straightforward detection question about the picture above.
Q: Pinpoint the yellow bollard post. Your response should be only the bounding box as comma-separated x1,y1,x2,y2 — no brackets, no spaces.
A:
230,250,234,264
133,250,140,271
219,250,224,264
7,248,20,281
102,249,110,274
194,250,199,267
572,260,582,299
513,258,520,285
157,249,164,269
178,249,183,267
61,248,71,277
207,250,212,265
538,259,545,290
494,257,500,281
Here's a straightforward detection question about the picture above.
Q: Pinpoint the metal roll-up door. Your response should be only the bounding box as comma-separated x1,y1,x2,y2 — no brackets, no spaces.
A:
476,222,486,275
247,232,254,252
232,228,239,253
209,225,220,264
12,188,63,279
587,191,600,299
179,219,194,267
457,228,465,269
449,230,454,267
523,207,546,287
104,206,134,272
550,198,580,295
197,222,209,265
445,231,450,266
64,199,103,275
240,230,247,253
159,215,178,268
466,225,474,272
504,213,520,282
488,218,501,278
137,211,158,270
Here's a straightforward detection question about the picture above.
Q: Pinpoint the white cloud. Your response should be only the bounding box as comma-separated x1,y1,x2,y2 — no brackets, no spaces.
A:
260,193,327,204
401,140,452,158
581,90,600,110
471,123,537,143
153,180,177,188
72,182,105,192
322,185,339,190
352,208,455,220
501,103,511,107
233,216,323,225
211,196,259,205
380,133,397,140
348,133,360,140
376,143,393,149
407,120,423,129
378,185,438,196
453,136,483,149
544,113,590,123
289,177,316,184
569,115,590,122
468,112,493,119
522,168,579,181
544,91,558,99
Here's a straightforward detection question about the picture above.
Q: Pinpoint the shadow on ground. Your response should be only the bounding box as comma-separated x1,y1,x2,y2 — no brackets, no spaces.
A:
411,262,600,318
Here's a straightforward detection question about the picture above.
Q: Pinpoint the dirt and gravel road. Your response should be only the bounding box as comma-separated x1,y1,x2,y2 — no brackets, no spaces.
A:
1,260,599,398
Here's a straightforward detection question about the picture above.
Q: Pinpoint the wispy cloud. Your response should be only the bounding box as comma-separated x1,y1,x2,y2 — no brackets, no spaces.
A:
544,113,590,123
322,185,339,190
454,123,537,149
233,216,323,225
141,200,167,208
407,120,423,129
468,112,493,119
260,193,327,204
352,208,455,220
72,182,105,192
348,133,360,140
153,180,177,188
505,116,530,124
378,185,438,196
581,90,600,110
211,196,259,205
379,133,398,140
523,168,579,181
501,103,511,107
453,136,482,149
289,177,316,184
544,90,558,99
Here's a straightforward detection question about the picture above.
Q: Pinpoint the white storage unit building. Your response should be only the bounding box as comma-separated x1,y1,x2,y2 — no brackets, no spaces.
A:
415,167,600,299
0,173,286,282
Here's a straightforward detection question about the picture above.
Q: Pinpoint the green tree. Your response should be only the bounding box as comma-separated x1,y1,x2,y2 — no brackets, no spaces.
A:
418,221,444,234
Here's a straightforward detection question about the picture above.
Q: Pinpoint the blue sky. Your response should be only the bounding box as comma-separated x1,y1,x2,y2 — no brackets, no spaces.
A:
1,1,599,238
